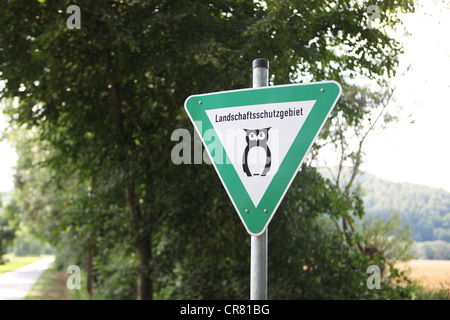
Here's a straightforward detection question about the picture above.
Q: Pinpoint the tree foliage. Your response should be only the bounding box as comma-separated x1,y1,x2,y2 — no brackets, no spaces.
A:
0,216,15,265
0,0,417,299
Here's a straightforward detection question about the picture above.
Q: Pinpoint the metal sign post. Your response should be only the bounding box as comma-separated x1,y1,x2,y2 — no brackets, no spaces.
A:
250,230,268,300
250,58,269,300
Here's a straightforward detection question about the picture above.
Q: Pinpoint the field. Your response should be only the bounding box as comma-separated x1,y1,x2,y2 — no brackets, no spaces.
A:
396,259,450,291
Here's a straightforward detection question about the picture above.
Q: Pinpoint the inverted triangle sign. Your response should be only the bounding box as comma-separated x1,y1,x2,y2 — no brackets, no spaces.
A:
185,81,342,236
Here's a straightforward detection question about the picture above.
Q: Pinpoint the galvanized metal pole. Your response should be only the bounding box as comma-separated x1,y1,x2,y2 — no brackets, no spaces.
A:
250,58,269,300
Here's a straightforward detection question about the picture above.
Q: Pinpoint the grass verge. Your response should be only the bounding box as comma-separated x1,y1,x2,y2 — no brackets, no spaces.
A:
24,263,96,300
25,264,69,300
0,254,52,275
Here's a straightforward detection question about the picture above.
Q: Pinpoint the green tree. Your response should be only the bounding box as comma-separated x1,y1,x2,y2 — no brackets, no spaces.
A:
358,211,414,262
0,217,15,264
1,0,416,299
0,194,17,264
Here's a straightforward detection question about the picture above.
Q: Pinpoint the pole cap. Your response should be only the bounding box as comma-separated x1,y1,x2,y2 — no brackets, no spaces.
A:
252,58,269,69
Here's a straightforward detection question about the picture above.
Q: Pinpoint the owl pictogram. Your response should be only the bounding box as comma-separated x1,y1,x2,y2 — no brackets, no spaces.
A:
242,128,271,177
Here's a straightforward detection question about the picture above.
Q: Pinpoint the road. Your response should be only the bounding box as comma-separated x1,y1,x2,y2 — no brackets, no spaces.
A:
0,257,55,300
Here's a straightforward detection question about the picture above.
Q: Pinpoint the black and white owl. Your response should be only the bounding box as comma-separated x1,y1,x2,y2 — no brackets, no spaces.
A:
242,128,271,177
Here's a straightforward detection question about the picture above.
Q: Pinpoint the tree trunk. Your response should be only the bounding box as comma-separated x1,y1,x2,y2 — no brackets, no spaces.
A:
137,236,152,300
86,248,93,294
125,179,153,300
86,177,95,295
110,73,153,300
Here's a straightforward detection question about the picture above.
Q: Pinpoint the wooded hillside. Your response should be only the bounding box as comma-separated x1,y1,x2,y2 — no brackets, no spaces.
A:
318,166,450,243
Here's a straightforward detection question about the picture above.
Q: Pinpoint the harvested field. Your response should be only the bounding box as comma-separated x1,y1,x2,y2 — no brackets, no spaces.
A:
396,259,450,291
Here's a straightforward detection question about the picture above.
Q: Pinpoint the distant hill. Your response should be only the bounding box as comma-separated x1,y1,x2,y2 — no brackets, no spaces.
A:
318,167,450,243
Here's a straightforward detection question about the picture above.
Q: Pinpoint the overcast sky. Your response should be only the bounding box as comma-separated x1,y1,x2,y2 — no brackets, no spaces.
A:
361,1,450,192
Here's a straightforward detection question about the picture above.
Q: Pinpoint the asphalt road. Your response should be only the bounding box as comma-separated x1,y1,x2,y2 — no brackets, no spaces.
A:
0,257,55,300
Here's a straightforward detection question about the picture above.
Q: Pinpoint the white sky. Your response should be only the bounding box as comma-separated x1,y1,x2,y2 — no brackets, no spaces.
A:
361,1,450,192
0,1,449,194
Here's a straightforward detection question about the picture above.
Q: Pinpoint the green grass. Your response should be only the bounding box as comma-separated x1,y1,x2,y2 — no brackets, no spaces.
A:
24,264,69,300
0,254,52,275
24,263,96,300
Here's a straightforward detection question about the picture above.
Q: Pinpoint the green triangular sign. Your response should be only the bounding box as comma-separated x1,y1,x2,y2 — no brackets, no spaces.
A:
185,81,342,236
